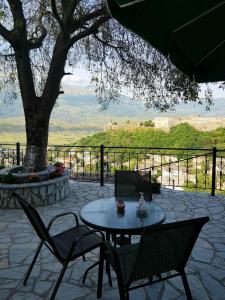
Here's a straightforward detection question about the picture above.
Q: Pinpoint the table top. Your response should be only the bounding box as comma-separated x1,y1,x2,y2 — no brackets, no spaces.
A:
79,197,166,234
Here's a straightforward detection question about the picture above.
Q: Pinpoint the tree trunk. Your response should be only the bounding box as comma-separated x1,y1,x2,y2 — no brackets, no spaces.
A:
23,99,50,172
24,144,48,172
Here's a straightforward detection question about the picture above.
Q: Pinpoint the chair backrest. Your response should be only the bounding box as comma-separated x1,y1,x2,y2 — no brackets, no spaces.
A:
13,193,52,244
115,170,152,200
129,217,209,284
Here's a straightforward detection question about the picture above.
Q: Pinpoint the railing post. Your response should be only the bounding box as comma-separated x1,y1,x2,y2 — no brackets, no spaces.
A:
211,147,217,196
100,144,104,186
16,142,20,166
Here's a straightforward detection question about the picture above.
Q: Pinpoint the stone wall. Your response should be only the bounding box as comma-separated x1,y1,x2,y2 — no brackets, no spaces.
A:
0,172,70,208
154,116,225,132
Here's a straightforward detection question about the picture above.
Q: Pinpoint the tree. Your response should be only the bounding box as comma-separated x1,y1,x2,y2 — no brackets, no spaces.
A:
0,0,206,171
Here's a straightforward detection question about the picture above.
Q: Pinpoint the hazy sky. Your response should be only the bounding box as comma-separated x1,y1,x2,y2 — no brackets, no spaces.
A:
62,68,225,99
209,84,225,98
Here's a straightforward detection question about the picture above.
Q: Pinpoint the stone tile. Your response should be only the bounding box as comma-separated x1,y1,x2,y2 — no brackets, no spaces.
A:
192,246,214,263
55,282,91,299
9,244,37,264
0,289,10,299
0,181,225,299
187,274,210,300
34,281,53,295
161,282,182,299
0,266,28,280
200,271,225,300
10,292,43,300
145,282,163,299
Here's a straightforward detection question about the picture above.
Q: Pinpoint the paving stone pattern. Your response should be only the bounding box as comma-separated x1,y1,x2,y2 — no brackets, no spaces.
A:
0,181,225,299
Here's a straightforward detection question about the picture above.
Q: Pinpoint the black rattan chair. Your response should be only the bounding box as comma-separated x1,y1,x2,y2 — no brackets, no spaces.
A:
115,170,152,201
13,192,105,300
114,170,152,246
98,217,209,300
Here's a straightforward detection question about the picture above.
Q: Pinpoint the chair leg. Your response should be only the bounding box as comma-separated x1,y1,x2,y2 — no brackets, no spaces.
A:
82,260,99,284
23,240,44,285
118,283,126,300
180,270,193,300
50,262,68,300
106,259,112,287
125,288,129,300
97,246,105,298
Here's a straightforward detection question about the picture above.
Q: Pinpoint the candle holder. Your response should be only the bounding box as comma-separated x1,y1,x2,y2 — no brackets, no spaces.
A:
116,199,125,214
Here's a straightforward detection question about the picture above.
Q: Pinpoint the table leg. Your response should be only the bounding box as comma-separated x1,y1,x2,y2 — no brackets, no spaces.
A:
106,232,112,287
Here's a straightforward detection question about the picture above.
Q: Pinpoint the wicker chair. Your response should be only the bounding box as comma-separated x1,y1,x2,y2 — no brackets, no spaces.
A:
13,193,105,300
98,217,209,300
115,170,152,201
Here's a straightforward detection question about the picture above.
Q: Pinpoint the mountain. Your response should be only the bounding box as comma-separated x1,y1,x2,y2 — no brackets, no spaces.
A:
0,85,153,132
0,85,225,133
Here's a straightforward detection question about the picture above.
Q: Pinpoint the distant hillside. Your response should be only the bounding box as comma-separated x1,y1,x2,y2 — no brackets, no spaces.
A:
76,123,225,149
0,85,152,133
0,84,225,135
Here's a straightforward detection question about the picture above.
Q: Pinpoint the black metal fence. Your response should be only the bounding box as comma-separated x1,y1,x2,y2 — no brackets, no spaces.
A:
1,143,225,195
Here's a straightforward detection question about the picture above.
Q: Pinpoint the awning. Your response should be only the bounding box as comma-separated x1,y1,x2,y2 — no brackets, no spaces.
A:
106,0,225,83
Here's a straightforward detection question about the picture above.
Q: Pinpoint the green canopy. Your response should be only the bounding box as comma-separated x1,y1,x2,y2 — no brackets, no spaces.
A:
106,0,225,83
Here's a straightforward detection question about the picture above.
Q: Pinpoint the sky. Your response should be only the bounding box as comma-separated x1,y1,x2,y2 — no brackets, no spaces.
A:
209,84,225,98
62,68,225,99
62,68,91,86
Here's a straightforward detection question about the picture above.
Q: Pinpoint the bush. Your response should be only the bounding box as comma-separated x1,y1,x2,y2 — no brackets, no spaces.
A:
0,172,16,184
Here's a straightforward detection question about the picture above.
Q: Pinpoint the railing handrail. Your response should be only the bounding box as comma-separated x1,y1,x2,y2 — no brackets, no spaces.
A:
140,151,213,171
1,142,225,196
2,142,225,152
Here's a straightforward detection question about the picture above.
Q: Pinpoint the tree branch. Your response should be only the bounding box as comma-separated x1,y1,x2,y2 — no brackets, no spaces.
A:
93,34,131,64
80,7,107,25
65,15,110,49
93,33,119,50
51,0,68,37
6,1,36,102
61,0,80,23
0,23,14,44
70,7,107,33
7,0,26,32
28,13,48,49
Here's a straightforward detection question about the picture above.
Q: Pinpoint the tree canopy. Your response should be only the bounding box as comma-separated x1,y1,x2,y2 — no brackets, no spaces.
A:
0,0,208,110
0,0,213,170
77,123,225,149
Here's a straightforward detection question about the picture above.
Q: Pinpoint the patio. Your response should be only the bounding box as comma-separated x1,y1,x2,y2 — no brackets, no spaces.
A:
0,181,225,300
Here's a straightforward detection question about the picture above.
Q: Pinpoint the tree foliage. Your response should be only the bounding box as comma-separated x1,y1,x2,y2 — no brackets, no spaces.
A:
0,0,206,110
0,0,213,170
77,123,225,149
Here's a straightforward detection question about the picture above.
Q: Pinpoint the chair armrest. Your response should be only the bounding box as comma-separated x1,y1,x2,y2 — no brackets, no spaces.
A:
47,212,79,230
67,229,105,259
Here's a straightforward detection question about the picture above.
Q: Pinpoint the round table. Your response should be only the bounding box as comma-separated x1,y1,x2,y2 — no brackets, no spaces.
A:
79,197,166,235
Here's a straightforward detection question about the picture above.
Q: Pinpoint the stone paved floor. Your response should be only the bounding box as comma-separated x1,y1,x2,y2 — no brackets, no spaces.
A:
0,181,225,300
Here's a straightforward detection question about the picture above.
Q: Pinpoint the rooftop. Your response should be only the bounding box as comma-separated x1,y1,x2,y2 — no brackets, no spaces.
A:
0,181,225,299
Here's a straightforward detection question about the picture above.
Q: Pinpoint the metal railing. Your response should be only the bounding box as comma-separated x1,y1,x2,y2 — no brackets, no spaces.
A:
1,143,225,195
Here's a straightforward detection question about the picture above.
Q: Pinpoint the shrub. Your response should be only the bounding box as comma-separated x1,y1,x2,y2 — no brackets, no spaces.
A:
0,172,16,184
